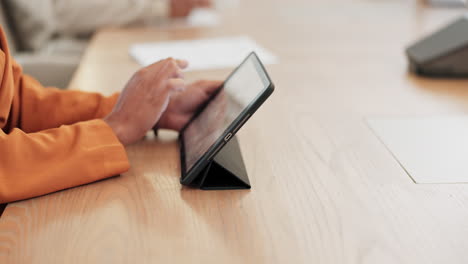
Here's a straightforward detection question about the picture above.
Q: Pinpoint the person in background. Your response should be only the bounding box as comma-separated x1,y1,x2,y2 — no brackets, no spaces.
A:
6,0,212,52
0,26,222,203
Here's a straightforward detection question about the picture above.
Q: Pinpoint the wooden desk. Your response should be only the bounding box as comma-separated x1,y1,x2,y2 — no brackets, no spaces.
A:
2,0,468,263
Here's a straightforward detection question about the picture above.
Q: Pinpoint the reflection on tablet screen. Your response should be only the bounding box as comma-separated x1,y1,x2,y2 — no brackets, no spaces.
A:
183,56,268,173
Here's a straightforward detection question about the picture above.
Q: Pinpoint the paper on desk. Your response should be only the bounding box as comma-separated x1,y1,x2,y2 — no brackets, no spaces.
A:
129,36,278,71
368,116,468,183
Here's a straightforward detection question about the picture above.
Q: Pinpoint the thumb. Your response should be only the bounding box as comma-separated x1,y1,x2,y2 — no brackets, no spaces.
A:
196,80,223,94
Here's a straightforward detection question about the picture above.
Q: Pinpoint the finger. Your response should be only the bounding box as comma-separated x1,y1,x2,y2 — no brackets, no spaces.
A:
172,68,184,79
167,78,186,93
145,57,187,71
170,57,189,69
146,58,166,69
176,59,189,69
194,80,223,94
159,58,188,78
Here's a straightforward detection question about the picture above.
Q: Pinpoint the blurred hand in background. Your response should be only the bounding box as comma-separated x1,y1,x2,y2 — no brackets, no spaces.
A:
170,0,213,17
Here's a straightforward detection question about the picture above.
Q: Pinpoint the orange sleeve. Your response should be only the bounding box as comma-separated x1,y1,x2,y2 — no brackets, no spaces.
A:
0,120,129,203
0,26,130,203
18,72,120,133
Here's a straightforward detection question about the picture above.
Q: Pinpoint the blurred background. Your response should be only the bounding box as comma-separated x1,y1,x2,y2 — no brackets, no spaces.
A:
0,0,467,89
0,0,237,88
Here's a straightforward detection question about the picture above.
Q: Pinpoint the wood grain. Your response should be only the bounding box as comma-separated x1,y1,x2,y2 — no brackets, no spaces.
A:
2,0,468,263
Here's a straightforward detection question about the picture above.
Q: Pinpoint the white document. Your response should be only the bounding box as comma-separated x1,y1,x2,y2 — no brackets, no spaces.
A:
368,116,468,183
129,36,278,71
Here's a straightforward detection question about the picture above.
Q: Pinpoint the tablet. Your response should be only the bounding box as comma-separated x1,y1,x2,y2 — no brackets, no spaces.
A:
179,52,274,185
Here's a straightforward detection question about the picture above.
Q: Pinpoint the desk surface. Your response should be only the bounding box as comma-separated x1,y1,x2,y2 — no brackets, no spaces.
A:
2,0,468,263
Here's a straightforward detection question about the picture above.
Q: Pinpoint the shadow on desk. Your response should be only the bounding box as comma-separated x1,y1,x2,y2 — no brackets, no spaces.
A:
408,74,468,102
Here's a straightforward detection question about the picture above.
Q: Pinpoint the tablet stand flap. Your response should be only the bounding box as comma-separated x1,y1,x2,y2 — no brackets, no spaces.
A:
198,136,251,190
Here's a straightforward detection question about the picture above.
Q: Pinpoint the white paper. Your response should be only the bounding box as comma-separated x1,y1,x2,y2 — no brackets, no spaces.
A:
129,36,278,71
368,116,468,183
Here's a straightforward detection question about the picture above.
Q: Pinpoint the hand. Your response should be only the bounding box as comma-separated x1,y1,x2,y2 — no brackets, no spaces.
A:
104,58,188,145
170,0,212,17
157,80,223,131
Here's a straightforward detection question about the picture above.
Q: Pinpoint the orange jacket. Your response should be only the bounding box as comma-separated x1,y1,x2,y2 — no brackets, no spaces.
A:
0,27,129,203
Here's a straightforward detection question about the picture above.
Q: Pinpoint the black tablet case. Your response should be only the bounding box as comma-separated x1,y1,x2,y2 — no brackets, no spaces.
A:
190,136,251,190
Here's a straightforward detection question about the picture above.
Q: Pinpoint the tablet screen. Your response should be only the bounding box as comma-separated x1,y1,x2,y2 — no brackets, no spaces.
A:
182,54,270,174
